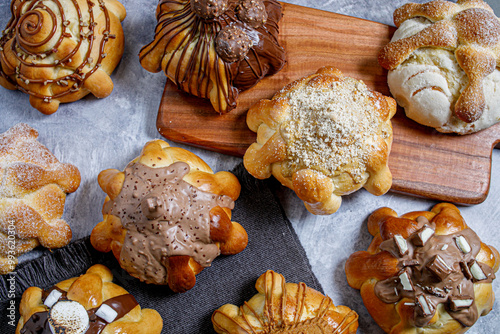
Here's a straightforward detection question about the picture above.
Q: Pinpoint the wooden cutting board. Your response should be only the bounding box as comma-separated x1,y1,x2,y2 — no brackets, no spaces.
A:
157,2,500,205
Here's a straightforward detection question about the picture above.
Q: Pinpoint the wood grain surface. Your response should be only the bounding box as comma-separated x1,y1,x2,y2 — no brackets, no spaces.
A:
157,2,500,205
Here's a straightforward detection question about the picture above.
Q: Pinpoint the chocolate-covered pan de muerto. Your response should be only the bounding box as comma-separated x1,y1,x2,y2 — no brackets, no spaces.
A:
212,270,359,333
139,0,286,114
91,139,248,293
345,203,499,333
16,264,163,334
0,0,126,114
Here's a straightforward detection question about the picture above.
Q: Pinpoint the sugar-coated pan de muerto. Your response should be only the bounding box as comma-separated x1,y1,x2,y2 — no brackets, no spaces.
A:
212,270,359,333
345,203,499,333
0,123,80,275
91,140,248,293
379,0,500,134
139,0,286,114
16,264,163,334
0,0,126,114
244,67,397,215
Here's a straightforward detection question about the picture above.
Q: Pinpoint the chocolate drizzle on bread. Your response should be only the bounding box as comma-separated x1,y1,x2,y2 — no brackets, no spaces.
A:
0,0,126,114
102,161,235,285
139,0,286,114
374,216,495,327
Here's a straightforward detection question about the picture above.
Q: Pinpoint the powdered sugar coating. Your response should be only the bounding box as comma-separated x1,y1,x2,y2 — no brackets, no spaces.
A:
379,0,500,132
0,123,80,274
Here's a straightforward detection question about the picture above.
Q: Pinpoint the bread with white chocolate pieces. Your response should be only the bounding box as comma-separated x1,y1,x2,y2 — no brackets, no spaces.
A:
16,264,163,334
243,66,397,215
345,203,499,333
91,139,248,292
212,270,359,333
139,0,286,114
378,0,500,134
0,123,80,274
0,0,126,114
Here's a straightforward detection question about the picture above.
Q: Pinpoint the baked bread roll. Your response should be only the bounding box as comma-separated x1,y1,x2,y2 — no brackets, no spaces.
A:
378,0,500,134
139,0,286,114
345,203,499,333
212,270,359,333
16,264,163,334
0,0,126,114
91,139,248,293
243,66,397,215
0,123,80,275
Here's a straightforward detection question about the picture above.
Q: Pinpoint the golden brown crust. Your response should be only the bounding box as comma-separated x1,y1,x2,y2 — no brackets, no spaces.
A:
345,203,499,333
212,270,359,333
379,0,500,124
0,123,80,274
0,0,126,114
91,140,248,292
244,66,396,215
15,264,163,334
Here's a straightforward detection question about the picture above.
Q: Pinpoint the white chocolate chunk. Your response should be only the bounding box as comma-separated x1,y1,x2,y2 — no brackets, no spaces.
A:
420,227,434,245
441,244,448,251
452,299,473,309
95,304,118,323
470,262,487,280
48,300,89,334
456,236,471,254
418,295,432,315
44,290,63,308
394,234,408,255
399,271,413,291
436,255,452,271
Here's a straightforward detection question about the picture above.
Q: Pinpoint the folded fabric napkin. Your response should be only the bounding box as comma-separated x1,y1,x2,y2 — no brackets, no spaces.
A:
0,164,322,333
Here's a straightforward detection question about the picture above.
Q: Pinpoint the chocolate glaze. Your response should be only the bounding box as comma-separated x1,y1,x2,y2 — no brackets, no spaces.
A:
102,161,234,285
374,217,495,327
21,290,138,334
139,0,286,113
0,0,115,102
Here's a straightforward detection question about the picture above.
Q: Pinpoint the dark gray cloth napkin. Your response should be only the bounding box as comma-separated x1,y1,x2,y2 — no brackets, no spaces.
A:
0,164,322,333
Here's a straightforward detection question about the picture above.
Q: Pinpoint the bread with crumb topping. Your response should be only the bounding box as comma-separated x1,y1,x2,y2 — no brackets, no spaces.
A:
243,66,397,215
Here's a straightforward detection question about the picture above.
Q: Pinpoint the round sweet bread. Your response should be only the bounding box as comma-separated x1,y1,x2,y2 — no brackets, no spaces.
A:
243,66,397,215
139,0,286,114
379,0,500,134
16,264,163,334
0,123,81,274
345,203,499,333
91,140,248,292
212,270,359,333
0,0,127,114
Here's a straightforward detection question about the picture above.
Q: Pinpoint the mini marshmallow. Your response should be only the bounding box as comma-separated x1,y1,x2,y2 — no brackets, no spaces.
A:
470,262,487,280
95,303,118,323
48,300,89,334
456,236,471,254
44,290,63,308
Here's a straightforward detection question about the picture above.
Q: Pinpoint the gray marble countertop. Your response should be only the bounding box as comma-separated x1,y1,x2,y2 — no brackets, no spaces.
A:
1,0,499,333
